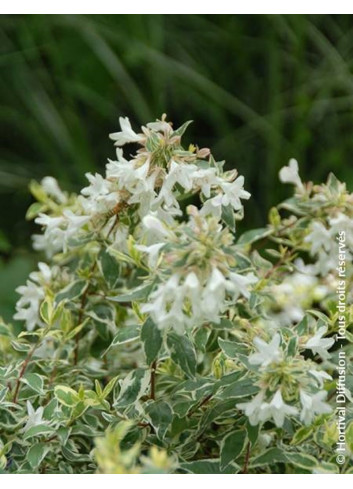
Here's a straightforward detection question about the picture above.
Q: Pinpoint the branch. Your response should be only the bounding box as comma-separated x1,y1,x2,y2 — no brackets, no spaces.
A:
150,360,157,400
13,339,41,404
242,441,251,474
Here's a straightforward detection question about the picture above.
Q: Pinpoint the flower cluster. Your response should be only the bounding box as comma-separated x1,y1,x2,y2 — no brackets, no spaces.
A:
138,208,257,333
237,329,334,427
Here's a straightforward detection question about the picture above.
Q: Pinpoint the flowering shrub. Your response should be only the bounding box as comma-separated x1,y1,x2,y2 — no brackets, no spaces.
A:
0,116,352,474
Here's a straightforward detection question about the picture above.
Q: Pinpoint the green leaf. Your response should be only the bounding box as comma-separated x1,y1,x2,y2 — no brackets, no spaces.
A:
194,327,210,352
250,448,288,467
237,227,271,246
115,369,150,409
98,249,120,288
200,399,236,432
146,400,173,440
27,443,47,469
285,452,318,470
218,378,258,399
287,336,298,357
26,202,46,220
167,332,197,378
110,325,140,347
101,377,118,399
246,422,259,445
39,298,53,325
24,424,54,440
218,337,248,357
181,459,237,474
221,204,235,231
56,280,87,303
54,385,80,407
172,120,193,137
290,426,313,445
141,317,162,365
220,429,247,470
108,282,154,303
21,373,44,394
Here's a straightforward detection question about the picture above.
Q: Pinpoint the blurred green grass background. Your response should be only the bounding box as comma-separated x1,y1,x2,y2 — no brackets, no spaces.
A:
1,14,353,319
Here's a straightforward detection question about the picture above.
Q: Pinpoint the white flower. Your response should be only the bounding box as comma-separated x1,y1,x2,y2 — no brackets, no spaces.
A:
141,274,185,334
105,148,130,178
309,369,332,388
200,175,250,218
219,176,251,211
35,213,65,231
305,326,334,360
299,390,332,425
62,210,91,237
249,334,282,367
227,271,258,300
29,262,52,284
329,212,353,251
41,176,67,204
156,161,195,210
146,120,172,133
279,158,304,190
109,117,143,146
14,280,44,331
34,210,90,256
140,268,230,333
237,390,266,426
23,401,46,432
81,172,111,199
237,390,298,428
260,390,298,428
304,221,332,256
14,262,52,331
135,243,165,269
142,214,171,240
200,268,227,323
190,167,218,198
199,194,223,218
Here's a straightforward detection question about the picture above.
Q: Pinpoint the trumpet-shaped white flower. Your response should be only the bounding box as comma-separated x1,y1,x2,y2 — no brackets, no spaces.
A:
238,390,298,428
249,334,283,367
260,390,298,428
237,390,266,426
200,268,228,323
309,370,333,388
142,213,172,240
135,243,165,269
190,167,218,199
219,176,251,211
299,390,332,425
109,117,143,146
279,158,304,190
14,262,52,331
41,176,67,204
23,401,46,432
81,172,111,199
305,326,334,360
227,272,258,300
34,210,90,256
304,221,332,256
141,274,185,334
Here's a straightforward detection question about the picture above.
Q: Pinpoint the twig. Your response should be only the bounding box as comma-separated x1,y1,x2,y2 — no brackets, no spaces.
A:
150,360,157,400
187,394,213,418
73,284,90,365
13,339,41,404
263,249,295,280
73,262,97,365
242,442,251,474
